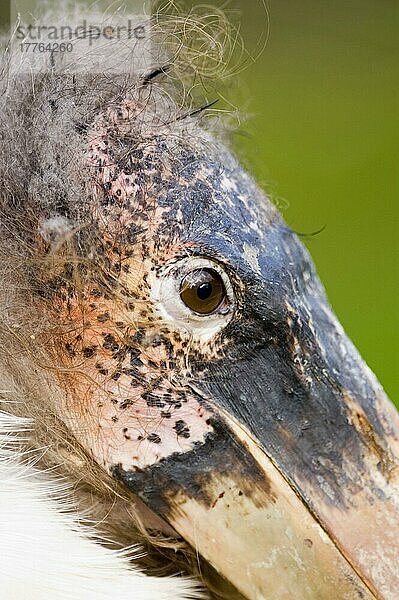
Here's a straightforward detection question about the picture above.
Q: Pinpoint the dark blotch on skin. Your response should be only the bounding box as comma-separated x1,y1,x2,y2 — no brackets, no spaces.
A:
112,417,275,515
102,333,119,352
97,312,110,323
82,346,97,358
174,419,191,438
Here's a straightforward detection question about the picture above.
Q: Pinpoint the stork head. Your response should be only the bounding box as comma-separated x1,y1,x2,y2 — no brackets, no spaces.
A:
1,52,398,600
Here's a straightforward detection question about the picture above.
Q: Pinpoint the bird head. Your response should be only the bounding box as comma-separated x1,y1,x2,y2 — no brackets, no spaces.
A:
0,18,398,600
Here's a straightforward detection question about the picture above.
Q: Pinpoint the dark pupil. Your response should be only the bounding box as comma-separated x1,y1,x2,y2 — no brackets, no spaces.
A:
197,282,213,301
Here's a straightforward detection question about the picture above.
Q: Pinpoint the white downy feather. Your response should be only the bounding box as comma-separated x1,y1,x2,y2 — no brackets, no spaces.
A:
0,411,204,600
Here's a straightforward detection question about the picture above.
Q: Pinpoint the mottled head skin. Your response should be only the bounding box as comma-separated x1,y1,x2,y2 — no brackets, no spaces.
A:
39,96,399,598
46,98,276,472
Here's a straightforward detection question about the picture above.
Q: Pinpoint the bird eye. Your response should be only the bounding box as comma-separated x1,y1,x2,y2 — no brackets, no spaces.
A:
149,256,235,341
180,268,225,315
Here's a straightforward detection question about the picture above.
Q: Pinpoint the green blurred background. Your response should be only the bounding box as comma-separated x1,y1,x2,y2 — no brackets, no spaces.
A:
1,1,397,402
198,0,399,404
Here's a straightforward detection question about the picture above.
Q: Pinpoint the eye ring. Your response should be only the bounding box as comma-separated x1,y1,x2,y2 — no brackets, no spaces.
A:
149,256,235,341
180,268,226,315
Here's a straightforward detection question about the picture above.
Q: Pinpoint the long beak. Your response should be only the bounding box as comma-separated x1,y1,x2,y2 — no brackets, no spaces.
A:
114,283,399,599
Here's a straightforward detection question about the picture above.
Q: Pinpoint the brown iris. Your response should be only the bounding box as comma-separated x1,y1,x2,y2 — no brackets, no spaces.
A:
180,268,226,314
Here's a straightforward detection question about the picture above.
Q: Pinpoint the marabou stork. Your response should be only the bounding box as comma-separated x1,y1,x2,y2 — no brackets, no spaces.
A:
0,6,398,600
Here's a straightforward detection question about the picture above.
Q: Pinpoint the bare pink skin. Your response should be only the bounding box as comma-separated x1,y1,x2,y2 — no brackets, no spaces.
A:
48,100,214,476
